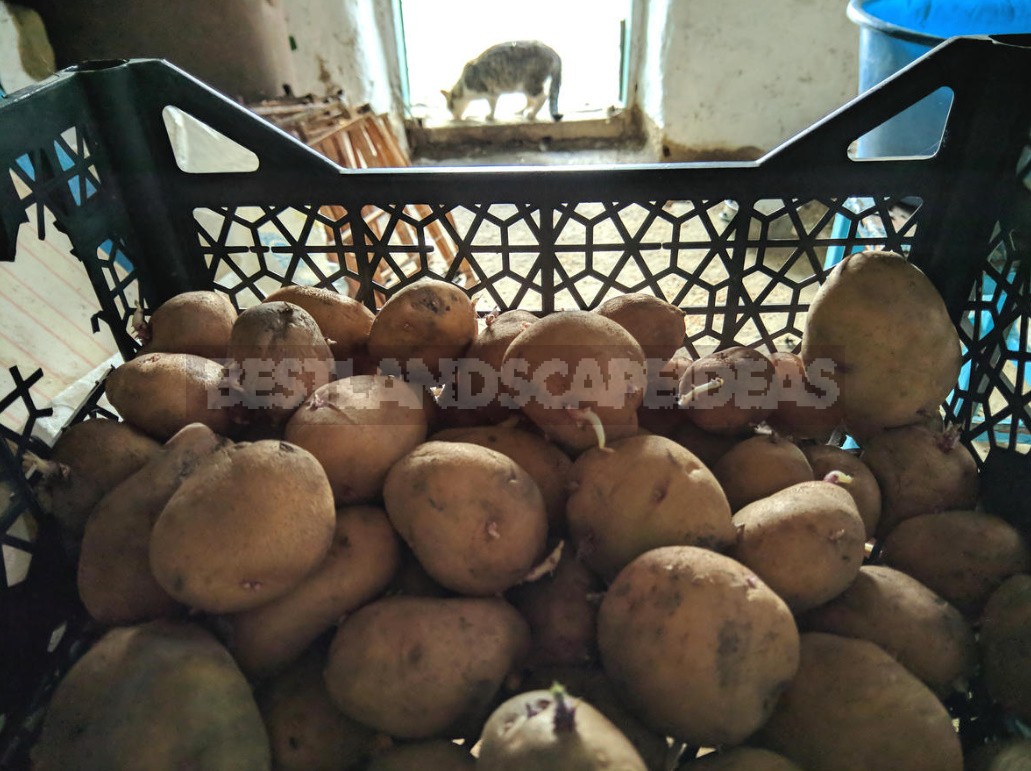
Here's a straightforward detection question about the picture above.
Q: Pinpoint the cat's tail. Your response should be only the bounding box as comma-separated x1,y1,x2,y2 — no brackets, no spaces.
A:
549,59,563,122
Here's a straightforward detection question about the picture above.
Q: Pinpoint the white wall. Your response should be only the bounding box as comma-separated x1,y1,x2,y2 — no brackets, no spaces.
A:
636,0,860,157
280,0,861,160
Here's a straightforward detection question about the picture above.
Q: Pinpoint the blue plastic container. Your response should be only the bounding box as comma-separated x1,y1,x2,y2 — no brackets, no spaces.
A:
847,0,1031,158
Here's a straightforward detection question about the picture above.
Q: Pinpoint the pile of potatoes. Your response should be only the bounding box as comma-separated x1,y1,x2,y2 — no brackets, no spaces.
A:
25,250,1031,770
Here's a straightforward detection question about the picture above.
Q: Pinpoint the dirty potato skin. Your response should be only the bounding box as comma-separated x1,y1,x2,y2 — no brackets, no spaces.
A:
323,595,530,739
32,620,270,771
137,290,237,359
383,440,548,596
105,352,234,440
566,434,735,581
596,292,686,363
149,439,336,614
367,277,478,377
597,546,799,747
262,284,375,369
754,632,963,771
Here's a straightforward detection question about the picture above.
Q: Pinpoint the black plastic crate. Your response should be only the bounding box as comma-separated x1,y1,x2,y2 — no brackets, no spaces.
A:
0,34,1029,766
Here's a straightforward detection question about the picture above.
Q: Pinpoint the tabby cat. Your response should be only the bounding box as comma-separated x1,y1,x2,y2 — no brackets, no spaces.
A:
442,41,563,122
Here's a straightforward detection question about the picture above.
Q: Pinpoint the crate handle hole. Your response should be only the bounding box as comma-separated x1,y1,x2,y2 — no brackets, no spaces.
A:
161,106,260,174
847,86,955,161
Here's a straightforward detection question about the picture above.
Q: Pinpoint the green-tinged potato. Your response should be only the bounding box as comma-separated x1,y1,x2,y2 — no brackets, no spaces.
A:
324,596,530,739
522,667,669,771
31,620,270,771
226,504,400,679
150,439,336,613
598,546,800,746
430,424,572,531
367,278,478,377
800,443,881,537
711,433,814,512
502,310,646,454
796,565,976,697
566,434,735,581
979,574,1031,724
137,290,237,359
799,250,962,439
105,352,233,440
284,376,431,504
226,301,335,433
686,747,803,770
754,632,962,771
506,544,603,668
30,417,160,549
437,309,537,427
678,346,775,436
965,739,1031,771
879,510,1031,618
765,351,844,443
365,740,475,770
383,441,548,596
860,423,979,539
78,423,228,625
731,479,866,612
477,685,648,771
256,648,381,771
263,285,375,370
596,293,686,363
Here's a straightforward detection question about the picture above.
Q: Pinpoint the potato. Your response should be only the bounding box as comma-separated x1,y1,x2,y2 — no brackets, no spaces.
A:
800,250,962,439
150,439,336,613
137,290,237,359
506,544,603,668
637,353,694,437
678,346,775,435
597,546,800,746
324,595,530,739
522,667,669,771
800,443,881,537
430,424,572,531
256,648,380,771
502,310,646,453
476,685,647,771
284,375,431,504
711,433,814,512
566,434,735,581
366,277,478,377
437,308,537,427
687,748,803,770
965,739,1031,771
796,565,976,697
765,351,844,442
32,620,270,771
730,479,866,612
365,741,475,770
78,423,227,625
225,301,335,432
104,352,233,440
226,504,400,679
860,423,979,538
596,292,685,363
263,284,375,370
754,632,962,771
30,417,160,548
383,440,548,596
879,510,1031,618
978,574,1031,725
667,417,747,468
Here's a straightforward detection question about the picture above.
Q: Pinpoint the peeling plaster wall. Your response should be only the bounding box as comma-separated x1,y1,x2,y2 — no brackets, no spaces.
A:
282,0,406,149
637,0,859,158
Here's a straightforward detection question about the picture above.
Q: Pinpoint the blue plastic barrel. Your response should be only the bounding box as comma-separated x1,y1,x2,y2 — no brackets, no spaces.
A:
847,0,1031,158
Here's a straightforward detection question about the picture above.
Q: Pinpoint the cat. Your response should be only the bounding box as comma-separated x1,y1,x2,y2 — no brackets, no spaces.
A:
441,41,563,122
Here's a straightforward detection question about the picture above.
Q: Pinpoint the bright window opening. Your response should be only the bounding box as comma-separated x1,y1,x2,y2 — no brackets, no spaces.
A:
398,0,632,126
